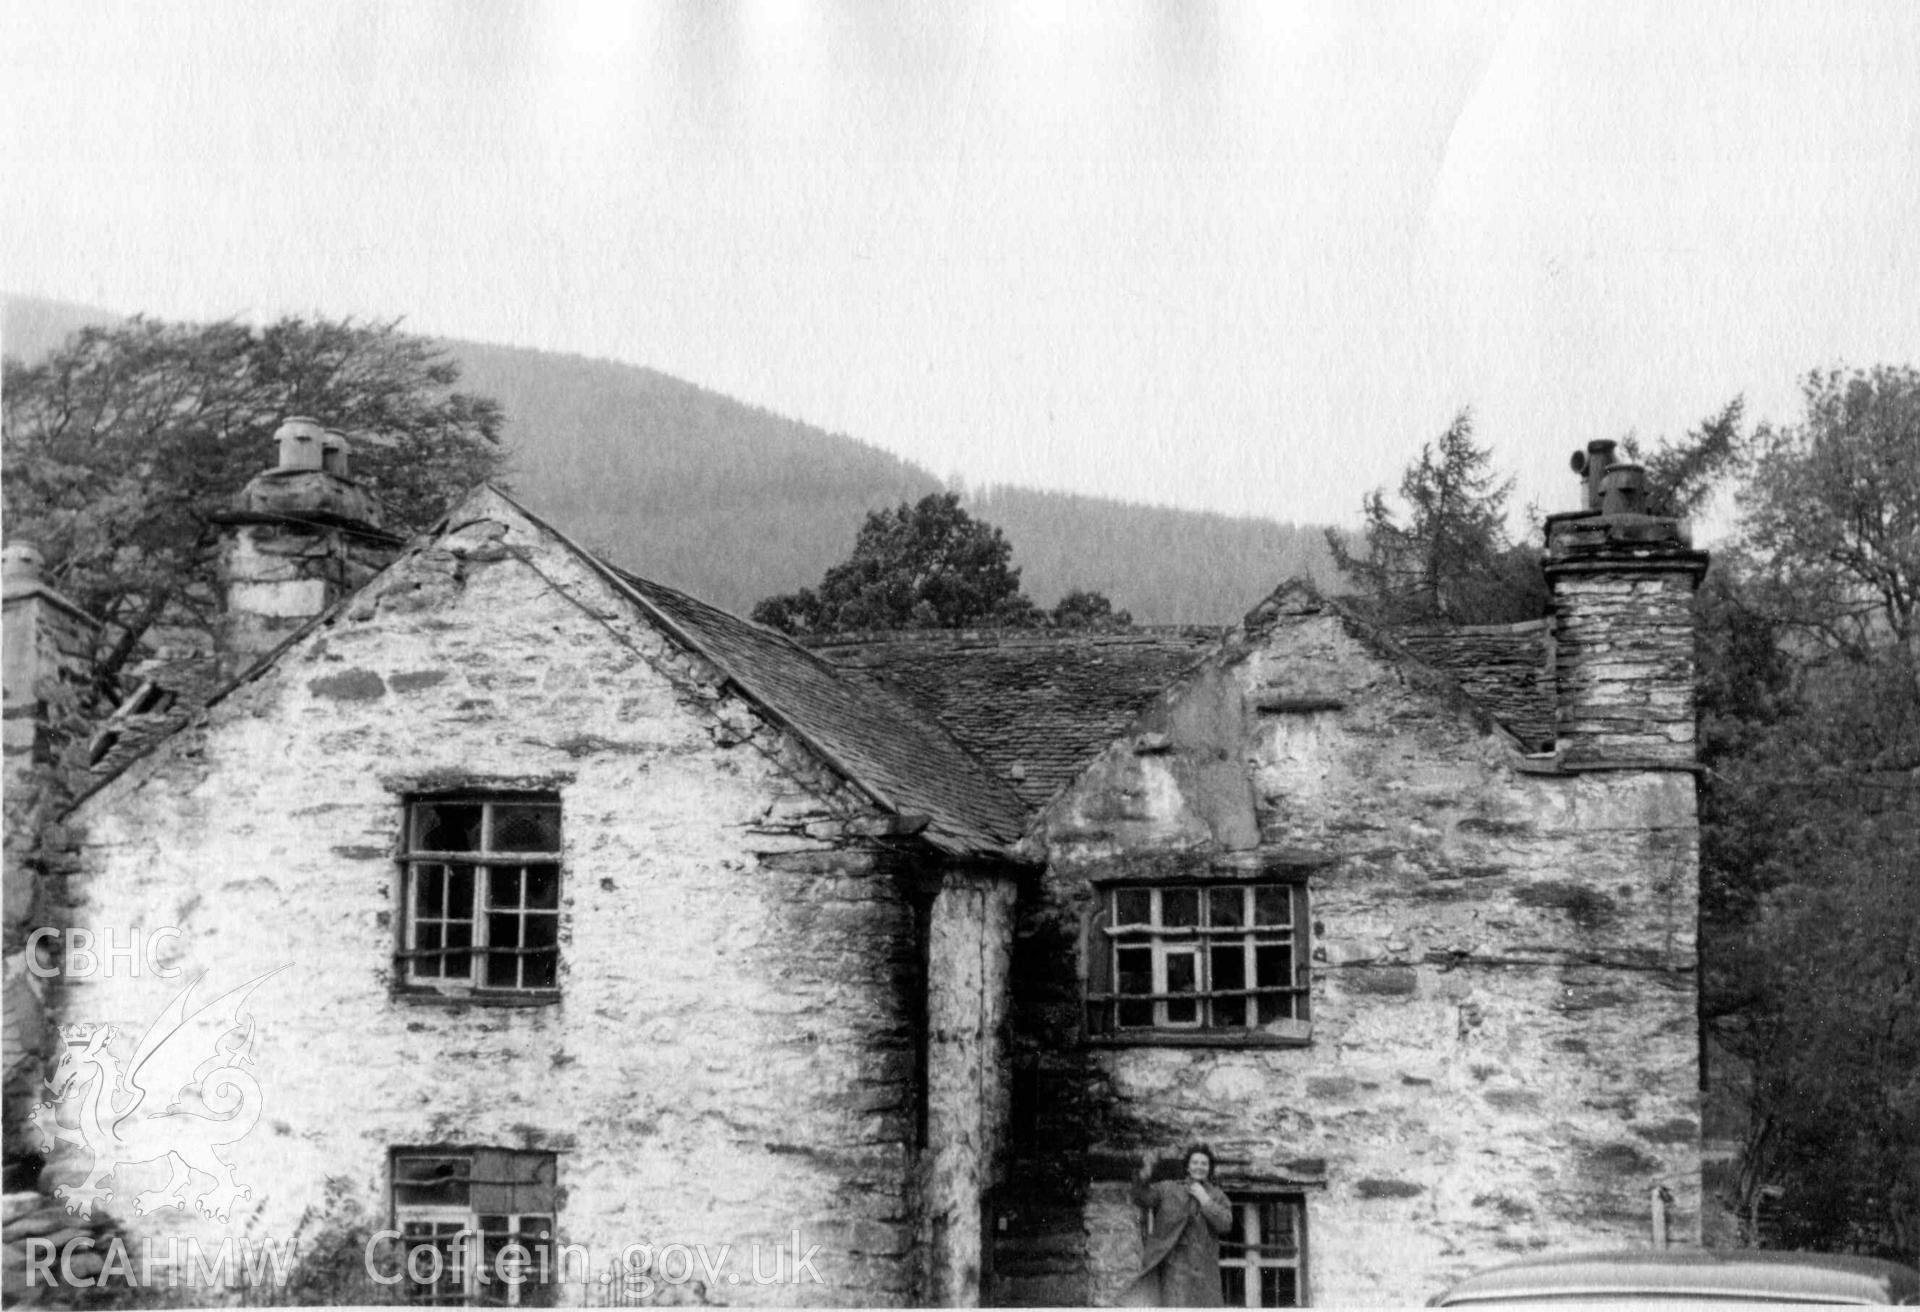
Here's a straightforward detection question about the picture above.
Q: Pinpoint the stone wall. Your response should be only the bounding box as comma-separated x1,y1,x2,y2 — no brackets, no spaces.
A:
996,594,1701,1307
49,498,942,1305
922,869,1016,1306
3,569,109,1303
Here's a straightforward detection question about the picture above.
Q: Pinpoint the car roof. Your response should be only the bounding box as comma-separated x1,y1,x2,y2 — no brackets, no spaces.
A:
1431,1249,1920,1305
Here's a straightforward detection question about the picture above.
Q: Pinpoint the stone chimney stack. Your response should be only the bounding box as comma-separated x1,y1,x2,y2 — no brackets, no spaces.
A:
1545,441,1710,769
2,544,97,787
3,543,97,1180
218,417,402,671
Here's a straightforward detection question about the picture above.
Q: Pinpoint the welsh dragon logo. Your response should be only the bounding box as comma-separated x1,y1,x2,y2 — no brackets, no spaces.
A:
27,969,282,1222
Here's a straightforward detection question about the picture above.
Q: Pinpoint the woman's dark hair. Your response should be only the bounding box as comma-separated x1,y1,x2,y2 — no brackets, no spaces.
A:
1182,1143,1217,1178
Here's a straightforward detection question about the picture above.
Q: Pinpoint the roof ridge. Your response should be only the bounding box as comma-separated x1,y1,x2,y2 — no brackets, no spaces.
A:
496,488,1029,853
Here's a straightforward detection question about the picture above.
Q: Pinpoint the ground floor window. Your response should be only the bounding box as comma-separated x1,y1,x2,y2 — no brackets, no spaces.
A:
1219,1192,1307,1307
392,1148,558,1307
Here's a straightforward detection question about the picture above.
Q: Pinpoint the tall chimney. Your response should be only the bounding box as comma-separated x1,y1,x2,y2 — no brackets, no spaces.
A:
2,542,98,1171
3,543,98,785
217,418,401,671
1545,450,1709,769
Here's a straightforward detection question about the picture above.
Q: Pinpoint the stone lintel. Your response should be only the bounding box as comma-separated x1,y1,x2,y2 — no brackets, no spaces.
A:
1086,845,1332,884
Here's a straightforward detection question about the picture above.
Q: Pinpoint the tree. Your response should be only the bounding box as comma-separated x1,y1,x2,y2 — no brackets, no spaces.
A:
1623,396,1747,521
1678,369,1920,1261
1739,367,1920,665
3,315,508,695
1325,409,1547,624
753,492,1042,633
1049,589,1131,630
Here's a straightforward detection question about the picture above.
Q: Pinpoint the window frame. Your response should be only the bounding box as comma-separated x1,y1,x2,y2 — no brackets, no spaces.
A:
396,793,563,1005
390,1148,558,1308
1216,1188,1310,1308
1085,878,1311,1047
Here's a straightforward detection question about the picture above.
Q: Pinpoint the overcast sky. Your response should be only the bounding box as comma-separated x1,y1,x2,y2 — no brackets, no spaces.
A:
5,1,1917,531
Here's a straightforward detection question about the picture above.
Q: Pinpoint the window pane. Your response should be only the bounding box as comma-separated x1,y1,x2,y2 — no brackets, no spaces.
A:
1220,1267,1246,1307
524,949,558,990
1261,1267,1298,1308
1263,1201,1299,1256
1208,887,1244,928
417,923,443,957
489,866,522,909
525,865,560,910
1254,885,1292,927
445,921,472,951
1114,888,1151,925
416,866,445,917
1255,944,1293,989
1162,888,1200,927
394,1158,469,1207
1116,939,1152,1026
1165,951,1198,1023
416,803,483,853
492,804,561,852
1258,992,1297,1025
1211,945,1246,991
1211,946,1247,1027
486,949,519,989
1166,952,1197,994
524,913,558,949
489,912,522,950
448,865,475,916
399,1223,466,1305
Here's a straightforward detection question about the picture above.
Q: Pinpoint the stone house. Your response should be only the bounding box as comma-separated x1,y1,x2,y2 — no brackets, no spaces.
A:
9,426,1707,1307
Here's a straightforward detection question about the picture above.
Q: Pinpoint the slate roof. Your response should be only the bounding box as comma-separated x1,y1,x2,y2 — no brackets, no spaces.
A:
807,628,1220,807
597,567,1032,854
504,495,1035,858
87,655,227,780
1391,620,1556,752
67,487,1562,844
72,491,1034,859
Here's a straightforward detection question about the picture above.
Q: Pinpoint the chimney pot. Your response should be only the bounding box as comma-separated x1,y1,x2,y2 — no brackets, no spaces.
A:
1581,439,1617,512
1600,463,1648,516
321,429,350,478
274,416,328,472
2,542,45,587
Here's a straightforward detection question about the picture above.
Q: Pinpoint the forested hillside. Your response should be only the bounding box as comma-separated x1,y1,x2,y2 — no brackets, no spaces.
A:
446,339,947,611
3,294,1335,622
968,484,1331,626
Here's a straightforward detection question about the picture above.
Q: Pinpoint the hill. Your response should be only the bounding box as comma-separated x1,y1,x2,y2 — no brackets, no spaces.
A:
3,293,1335,622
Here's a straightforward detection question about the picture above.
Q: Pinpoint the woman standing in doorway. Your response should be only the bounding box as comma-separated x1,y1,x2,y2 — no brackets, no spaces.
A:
1118,1143,1233,1307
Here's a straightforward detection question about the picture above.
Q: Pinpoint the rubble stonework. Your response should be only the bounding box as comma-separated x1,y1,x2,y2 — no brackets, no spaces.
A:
2,549,116,1304
23,433,1712,1307
52,491,1024,1306
993,588,1701,1307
